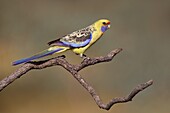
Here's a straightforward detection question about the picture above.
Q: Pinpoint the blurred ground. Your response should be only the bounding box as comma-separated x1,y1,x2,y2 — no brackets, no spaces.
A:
0,0,170,113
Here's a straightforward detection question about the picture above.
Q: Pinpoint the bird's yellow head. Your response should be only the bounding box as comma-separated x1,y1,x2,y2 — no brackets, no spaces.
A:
93,19,111,33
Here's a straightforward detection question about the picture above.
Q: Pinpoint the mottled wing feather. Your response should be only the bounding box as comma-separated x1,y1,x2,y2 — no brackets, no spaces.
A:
61,33,92,47
48,25,94,48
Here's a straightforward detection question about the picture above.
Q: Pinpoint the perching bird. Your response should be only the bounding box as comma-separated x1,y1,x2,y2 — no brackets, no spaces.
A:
12,19,111,65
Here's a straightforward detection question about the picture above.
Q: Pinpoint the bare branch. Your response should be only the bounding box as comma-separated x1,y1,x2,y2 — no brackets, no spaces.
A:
0,48,153,110
98,80,153,110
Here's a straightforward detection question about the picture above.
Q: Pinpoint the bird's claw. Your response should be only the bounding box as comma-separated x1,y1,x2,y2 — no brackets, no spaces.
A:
82,55,91,62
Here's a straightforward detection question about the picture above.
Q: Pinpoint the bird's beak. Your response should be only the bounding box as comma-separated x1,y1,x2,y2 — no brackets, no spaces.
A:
107,24,111,28
106,22,111,29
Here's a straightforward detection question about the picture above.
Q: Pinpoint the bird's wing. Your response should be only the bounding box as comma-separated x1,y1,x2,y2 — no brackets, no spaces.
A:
48,26,94,48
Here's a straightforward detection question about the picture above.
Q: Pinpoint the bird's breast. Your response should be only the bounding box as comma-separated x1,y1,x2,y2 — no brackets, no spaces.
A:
90,31,103,44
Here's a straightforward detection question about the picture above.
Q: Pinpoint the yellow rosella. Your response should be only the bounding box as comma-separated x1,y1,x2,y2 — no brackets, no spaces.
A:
12,19,111,65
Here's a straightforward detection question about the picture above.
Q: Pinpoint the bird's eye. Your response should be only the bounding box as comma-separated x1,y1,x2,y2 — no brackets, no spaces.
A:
102,22,106,25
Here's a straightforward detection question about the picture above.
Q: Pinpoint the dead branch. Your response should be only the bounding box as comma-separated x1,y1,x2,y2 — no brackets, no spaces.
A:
0,48,153,110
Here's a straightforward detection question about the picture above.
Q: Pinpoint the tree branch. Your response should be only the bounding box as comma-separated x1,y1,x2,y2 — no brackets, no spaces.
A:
0,48,153,110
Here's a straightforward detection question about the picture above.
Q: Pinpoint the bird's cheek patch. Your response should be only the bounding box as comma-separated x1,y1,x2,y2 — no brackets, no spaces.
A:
101,26,108,32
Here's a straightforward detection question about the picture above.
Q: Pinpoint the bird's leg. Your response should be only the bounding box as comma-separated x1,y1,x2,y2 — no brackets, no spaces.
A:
80,53,86,58
80,53,90,61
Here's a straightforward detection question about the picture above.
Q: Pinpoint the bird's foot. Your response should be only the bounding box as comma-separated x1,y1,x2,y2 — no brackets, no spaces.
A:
80,54,86,58
80,54,90,61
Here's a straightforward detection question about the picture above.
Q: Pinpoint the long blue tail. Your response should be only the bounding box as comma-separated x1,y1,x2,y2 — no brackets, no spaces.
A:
12,48,63,66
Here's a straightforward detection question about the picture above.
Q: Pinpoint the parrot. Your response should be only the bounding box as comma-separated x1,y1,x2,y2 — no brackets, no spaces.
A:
12,19,111,65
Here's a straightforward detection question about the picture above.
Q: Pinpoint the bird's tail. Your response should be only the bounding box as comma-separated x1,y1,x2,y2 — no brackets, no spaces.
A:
12,46,69,66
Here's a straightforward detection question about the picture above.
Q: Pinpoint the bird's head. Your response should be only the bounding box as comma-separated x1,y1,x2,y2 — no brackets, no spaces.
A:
93,19,111,33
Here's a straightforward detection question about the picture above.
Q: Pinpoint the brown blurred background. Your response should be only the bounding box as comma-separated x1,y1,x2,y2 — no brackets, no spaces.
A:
0,0,170,113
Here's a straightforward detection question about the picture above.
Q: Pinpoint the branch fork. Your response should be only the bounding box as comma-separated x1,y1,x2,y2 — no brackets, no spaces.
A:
0,48,153,110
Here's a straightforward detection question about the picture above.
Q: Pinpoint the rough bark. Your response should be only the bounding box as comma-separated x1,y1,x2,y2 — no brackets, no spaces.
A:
0,48,153,110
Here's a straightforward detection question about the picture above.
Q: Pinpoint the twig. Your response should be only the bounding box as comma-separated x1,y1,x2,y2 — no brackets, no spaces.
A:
0,48,153,110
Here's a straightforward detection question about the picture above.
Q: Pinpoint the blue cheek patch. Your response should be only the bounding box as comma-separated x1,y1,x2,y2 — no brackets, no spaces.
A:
101,26,108,32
